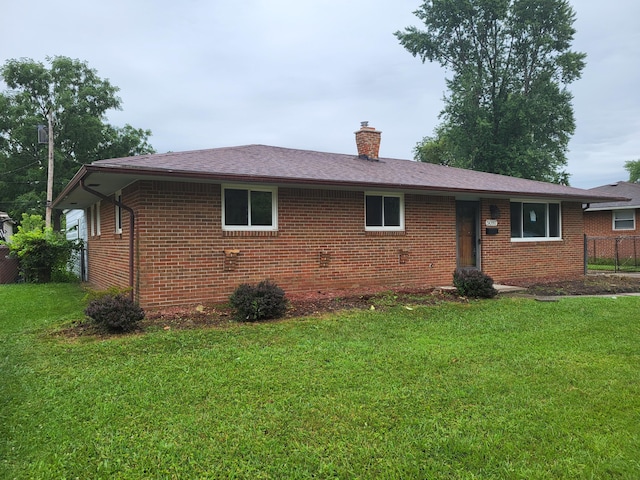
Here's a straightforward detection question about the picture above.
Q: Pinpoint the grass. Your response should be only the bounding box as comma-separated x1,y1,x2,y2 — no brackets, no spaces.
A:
588,258,640,272
588,263,640,272
2,284,640,479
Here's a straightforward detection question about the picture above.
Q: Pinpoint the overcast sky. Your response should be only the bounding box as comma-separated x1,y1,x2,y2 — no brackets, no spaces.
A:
2,0,639,188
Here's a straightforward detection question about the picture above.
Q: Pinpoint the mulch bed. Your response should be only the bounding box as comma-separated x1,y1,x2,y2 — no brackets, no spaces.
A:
57,274,640,338
511,273,640,296
138,288,460,332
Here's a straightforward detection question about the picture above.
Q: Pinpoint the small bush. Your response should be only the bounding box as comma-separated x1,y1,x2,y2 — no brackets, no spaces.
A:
84,293,145,332
7,214,79,283
229,280,287,321
51,269,80,283
453,268,498,299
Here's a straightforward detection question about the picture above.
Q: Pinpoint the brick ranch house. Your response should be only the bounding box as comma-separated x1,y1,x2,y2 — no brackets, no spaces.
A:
584,181,640,263
53,124,625,309
584,181,640,236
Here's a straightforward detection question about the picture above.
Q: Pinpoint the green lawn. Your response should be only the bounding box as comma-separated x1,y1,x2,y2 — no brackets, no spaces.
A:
1,284,639,479
588,263,640,273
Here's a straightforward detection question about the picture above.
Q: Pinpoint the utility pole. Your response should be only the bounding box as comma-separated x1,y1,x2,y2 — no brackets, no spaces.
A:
45,109,54,228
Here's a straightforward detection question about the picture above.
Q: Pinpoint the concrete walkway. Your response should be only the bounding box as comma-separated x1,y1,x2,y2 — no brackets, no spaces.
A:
438,284,527,294
440,281,640,300
588,270,640,278
494,284,528,293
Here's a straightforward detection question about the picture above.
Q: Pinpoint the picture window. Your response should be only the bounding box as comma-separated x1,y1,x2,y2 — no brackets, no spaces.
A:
510,201,561,240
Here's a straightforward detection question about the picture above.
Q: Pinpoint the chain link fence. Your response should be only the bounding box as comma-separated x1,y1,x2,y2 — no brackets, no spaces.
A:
586,235,640,272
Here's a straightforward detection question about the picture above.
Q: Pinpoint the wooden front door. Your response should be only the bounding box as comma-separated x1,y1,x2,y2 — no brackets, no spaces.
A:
456,201,479,269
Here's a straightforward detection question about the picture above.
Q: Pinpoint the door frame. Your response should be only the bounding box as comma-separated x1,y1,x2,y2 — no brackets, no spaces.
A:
456,200,481,270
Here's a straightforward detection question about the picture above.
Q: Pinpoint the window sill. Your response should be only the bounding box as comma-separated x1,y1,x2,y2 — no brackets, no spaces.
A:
365,230,406,236
510,237,562,243
223,230,279,237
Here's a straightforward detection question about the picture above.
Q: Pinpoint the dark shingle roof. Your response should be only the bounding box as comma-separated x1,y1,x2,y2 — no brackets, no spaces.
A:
586,181,640,210
91,144,621,201
54,144,628,209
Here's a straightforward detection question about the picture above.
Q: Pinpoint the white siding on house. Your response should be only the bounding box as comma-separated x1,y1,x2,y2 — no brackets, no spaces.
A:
0,212,14,243
65,209,88,280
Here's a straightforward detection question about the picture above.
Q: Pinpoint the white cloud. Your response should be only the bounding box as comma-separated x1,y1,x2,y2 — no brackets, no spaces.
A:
2,0,638,188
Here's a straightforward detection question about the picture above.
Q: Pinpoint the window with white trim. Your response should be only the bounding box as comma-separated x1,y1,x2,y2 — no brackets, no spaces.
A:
222,185,278,230
88,203,101,237
115,190,122,234
510,201,561,240
613,209,635,230
365,192,404,231
89,205,95,237
96,201,101,236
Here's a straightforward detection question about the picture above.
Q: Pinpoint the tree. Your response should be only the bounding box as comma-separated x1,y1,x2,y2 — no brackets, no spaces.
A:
413,130,457,166
624,160,640,183
395,0,586,184
0,56,155,221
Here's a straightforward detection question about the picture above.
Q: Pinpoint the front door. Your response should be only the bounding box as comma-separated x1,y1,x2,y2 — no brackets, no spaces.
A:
456,201,480,269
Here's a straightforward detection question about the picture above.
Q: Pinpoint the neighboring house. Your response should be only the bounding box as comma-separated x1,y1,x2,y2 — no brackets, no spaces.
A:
64,209,88,281
52,123,625,309
584,181,640,264
0,212,18,284
584,181,640,236
0,211,15,243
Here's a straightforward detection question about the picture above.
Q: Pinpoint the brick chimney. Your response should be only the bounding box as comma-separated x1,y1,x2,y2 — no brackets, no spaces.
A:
355,121,381,160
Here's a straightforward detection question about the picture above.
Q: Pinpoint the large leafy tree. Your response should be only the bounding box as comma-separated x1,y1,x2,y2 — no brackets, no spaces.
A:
624,160,640,183
395,0,586,184
0,56,155,220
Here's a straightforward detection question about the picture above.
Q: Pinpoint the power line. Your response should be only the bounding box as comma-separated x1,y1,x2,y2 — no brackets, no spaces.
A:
0,160,41,175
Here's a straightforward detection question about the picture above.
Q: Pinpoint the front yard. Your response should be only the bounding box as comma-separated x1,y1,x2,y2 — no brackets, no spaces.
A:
1,283,639,479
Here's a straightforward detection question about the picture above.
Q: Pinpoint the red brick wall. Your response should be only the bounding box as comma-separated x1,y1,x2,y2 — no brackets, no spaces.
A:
584,209,639,237
85,185,137,293
131,182,459,308
85,181,587,308
584,209,640,261
480,200,585,284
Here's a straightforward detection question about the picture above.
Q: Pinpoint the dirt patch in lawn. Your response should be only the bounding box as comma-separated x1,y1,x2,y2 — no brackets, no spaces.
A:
139,288,460,332
56,288,459,338
512,273,640,296
56,274,640,338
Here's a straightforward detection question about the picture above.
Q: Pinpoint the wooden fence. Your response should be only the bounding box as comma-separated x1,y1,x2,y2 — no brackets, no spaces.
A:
0,245,19,284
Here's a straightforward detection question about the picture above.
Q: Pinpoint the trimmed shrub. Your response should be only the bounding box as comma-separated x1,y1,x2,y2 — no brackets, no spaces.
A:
85,293,145,332
453,268,498,299
229,280,287,321
6,214,78,283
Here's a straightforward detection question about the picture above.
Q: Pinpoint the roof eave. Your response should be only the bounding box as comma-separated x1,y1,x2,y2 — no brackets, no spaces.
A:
585,203,640,212
53,164,628,209
52,164,90,208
